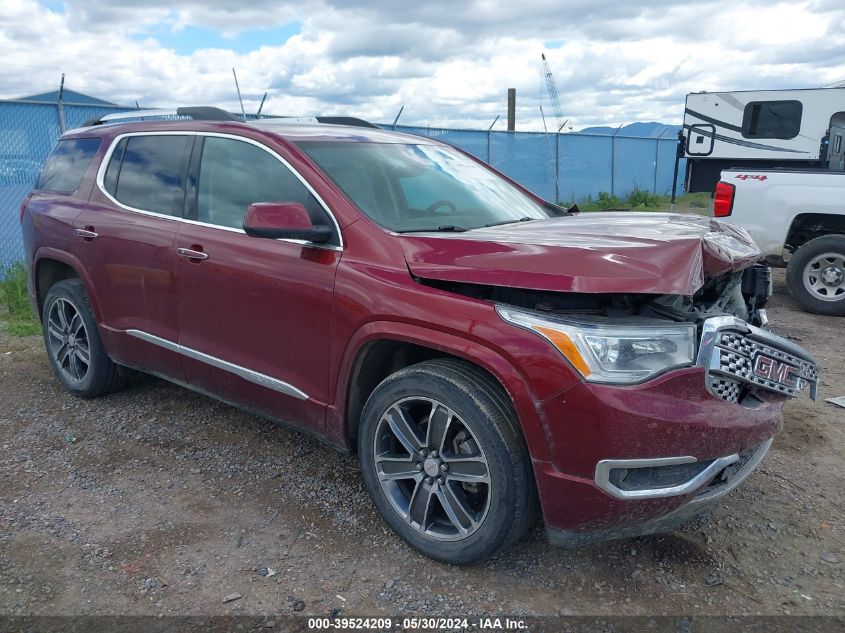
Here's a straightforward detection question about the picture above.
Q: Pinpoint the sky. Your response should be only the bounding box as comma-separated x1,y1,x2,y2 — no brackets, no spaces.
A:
1,0,844,131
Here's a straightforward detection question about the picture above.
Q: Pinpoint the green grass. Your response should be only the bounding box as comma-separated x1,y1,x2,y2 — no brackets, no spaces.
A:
680,192,711,209
1,262,41,337
562,190,712,215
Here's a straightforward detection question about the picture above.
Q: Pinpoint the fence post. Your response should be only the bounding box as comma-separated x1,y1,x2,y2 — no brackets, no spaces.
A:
485,115,499,165
391,105,404,131
56,73,66,134
555,131,560,203
611,126,621,197
654,127,670,194
670,130,685,208
487,130,491,164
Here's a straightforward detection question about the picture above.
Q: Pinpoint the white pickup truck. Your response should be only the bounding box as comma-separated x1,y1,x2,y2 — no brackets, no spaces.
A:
713,169,845,316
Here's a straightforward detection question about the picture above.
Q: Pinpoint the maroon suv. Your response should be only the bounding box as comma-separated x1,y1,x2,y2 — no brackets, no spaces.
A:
20,107,818,564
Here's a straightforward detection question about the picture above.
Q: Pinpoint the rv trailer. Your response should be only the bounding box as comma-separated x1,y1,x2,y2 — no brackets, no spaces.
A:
682,87,845,192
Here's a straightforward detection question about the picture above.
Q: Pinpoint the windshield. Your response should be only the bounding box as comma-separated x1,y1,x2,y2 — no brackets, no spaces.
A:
297,141,563,232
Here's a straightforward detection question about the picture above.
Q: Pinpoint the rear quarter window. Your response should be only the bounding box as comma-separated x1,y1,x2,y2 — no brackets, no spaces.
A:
36,138,102,192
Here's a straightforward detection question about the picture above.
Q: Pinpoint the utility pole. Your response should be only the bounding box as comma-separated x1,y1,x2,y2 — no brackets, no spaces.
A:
507,89,516,131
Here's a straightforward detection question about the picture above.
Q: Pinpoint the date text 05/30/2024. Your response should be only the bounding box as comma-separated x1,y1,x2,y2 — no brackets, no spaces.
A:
308,617,528,630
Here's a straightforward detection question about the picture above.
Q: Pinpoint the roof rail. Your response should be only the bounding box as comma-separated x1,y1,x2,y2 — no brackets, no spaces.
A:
258,116,380,129
82,106,239,127
80,107,380,130
314,116,380,129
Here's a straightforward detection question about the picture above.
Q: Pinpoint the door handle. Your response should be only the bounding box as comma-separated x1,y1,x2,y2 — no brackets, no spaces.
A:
74,228,98,240
176,247,209,261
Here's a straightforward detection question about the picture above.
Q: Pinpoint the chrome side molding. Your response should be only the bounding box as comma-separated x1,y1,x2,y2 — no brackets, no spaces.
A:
126,329,308,401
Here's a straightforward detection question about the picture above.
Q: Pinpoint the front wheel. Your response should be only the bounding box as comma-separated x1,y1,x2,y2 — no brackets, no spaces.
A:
786,235,845,316
358,359,538,564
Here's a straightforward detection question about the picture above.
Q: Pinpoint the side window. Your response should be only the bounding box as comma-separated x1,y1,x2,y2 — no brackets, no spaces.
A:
103,138,126,195
742,101,802,139
37,138,102,192
110,135,191,215
196,136,334,241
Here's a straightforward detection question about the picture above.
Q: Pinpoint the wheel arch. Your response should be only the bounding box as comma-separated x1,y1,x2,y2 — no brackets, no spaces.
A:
785,213,845,253
33,248,100,322
331,321,550,464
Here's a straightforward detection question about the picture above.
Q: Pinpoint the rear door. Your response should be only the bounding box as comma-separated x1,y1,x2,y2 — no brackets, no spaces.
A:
27,137,102,269
73,132,193,379
174,134,341,434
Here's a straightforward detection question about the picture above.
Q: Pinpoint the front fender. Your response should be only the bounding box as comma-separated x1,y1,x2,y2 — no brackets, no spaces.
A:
327,319,554,464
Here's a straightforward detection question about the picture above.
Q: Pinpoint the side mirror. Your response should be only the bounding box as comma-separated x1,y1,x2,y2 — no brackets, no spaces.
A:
243,202,333,243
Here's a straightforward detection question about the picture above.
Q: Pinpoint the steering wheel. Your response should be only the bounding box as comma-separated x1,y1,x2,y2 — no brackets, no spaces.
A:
423,199,457,214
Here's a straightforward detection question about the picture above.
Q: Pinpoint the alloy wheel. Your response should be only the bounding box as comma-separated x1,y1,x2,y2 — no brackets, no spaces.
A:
373,397,491,541
46,298,91,384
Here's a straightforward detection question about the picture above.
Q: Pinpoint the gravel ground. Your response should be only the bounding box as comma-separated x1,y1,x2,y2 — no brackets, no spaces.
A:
0,269,843,619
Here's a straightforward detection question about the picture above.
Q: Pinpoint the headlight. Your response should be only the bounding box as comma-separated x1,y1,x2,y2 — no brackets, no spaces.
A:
497,306,696,384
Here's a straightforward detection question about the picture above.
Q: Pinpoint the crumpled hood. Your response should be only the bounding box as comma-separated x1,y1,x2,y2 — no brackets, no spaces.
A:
399,213,762,295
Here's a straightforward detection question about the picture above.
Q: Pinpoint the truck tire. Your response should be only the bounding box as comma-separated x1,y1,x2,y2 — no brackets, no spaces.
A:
358,359,539,564
42,279,127,397
786,235,845,316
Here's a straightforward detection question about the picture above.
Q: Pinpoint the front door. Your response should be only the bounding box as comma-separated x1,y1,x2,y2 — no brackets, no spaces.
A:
174,134,341,434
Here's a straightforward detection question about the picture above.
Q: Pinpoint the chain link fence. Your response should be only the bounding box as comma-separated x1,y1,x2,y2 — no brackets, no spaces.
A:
1,99,684,269
393,125,684,204
1,100,136,269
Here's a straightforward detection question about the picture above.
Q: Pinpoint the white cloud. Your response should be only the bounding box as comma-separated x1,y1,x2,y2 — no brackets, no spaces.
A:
0,0,843,130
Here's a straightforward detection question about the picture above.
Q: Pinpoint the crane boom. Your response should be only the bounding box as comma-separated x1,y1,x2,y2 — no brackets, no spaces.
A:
541,53,565,132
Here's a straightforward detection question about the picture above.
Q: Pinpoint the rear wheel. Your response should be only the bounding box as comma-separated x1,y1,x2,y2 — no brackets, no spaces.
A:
358,359,538,564
42,279,126,397
786,235,845,316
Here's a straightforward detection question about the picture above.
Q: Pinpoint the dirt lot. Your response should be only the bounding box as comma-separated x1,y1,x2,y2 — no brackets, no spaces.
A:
0,269,843,620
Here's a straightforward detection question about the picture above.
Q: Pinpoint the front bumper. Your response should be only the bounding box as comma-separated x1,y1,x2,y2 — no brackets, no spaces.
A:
534,366,783,538
532,314,816,543
546,438,772,546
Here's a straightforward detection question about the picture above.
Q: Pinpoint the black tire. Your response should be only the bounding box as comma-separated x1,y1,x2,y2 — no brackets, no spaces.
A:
358,358,539,564
41,279,126,398
786,235,845,316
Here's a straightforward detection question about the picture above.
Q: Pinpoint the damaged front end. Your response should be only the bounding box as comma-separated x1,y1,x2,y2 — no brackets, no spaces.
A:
420,262,818,403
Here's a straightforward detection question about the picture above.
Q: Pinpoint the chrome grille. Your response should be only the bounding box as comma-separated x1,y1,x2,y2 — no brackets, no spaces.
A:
708,377,742,403
698,316,818,404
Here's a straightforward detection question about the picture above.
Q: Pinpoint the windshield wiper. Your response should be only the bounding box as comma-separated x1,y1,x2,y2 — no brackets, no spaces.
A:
484,217,536,228
398,225,469,233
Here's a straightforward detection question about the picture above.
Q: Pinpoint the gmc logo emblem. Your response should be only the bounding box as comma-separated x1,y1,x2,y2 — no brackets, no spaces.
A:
753,355,799,388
